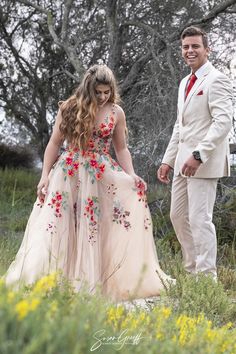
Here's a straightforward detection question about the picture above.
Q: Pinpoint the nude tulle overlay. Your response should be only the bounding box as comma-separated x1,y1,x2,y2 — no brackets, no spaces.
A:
5,106,174,300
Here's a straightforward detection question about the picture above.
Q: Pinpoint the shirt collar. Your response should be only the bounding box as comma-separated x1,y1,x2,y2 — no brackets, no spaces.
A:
193,61,210,79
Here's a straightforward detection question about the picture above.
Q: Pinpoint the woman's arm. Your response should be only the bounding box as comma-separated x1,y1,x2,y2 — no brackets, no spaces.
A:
112,105,146,188
112,105,135,175
37,109,64,200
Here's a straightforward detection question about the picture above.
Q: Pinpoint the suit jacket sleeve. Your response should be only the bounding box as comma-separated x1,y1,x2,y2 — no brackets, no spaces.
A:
195,74,233,163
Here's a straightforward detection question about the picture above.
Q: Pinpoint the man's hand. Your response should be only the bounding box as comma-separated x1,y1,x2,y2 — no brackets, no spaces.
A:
157,164,172,184
181,156,201,177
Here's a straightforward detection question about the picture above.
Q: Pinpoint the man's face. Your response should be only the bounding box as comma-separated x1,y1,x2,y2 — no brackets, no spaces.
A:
181,35,210,72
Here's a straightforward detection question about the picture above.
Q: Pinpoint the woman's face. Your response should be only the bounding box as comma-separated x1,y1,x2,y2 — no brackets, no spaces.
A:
95,84,111,107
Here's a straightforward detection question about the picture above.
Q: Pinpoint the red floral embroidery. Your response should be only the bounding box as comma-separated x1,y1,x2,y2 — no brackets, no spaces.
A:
66,157,73,165
96,172,102,180
133,180,147,207
84,196,100,243
107,183,117,195
84,153,106,183
102,154,122,172
89,114,115,155
46,221,57,236
37,198,44,207
59,147,80,180
88,139,95,149
97,117,114,139
112,201,131,231
144,216,151,230
90,159,98,167
48,191,68,217
99,164,105,173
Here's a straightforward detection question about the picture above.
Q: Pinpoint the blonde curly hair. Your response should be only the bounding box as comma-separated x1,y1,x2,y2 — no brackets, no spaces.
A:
59,64,120,150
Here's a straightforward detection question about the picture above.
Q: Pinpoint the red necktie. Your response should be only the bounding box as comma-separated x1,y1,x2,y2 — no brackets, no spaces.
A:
185,73,197,99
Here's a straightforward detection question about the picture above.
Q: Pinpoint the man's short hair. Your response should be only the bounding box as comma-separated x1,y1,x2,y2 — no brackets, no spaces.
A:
181,26,209,48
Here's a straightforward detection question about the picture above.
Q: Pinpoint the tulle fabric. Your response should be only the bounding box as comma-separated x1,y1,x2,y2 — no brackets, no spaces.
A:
5,106,173,300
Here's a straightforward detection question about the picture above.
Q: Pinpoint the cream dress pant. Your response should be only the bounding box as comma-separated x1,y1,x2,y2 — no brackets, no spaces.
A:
170,175,218,277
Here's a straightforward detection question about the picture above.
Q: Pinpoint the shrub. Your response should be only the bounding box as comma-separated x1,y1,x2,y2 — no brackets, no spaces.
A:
0,143,34,169
0,275,235,354
164,272,236,326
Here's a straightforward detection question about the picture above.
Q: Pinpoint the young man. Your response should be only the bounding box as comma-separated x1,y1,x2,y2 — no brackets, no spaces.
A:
157,26,233,279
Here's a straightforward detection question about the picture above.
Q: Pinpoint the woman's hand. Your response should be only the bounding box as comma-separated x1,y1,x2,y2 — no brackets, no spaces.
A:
37,176,49,202
130,173,147,191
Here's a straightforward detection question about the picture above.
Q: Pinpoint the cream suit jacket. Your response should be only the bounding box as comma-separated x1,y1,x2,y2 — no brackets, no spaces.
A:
162,62,233,178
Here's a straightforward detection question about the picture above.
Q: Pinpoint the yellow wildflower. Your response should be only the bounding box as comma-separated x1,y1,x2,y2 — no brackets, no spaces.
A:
196,313,205,324
32,272,57,295
161,307,172,319
30,298,40,311
153,306,172,320
106,305,124,328
15,300,30,320
176,314,198,346
156,331,164,340
204,328,217,342
15,298,40,320
139,311,146,321
225,322,233,329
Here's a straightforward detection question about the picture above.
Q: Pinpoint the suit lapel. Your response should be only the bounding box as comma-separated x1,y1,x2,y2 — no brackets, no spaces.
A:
178,76,188,116
183,76,206,111
182,63,213,116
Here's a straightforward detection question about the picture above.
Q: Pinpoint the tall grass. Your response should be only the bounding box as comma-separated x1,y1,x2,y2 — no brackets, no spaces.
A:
0,168,39,232
0,168,236,354
0,274,236,354
0,168,39,273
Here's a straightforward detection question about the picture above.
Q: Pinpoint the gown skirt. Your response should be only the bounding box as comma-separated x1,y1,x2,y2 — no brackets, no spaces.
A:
5,110,173,301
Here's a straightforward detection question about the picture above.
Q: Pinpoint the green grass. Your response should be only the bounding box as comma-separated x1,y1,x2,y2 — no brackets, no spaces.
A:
0,168,236,353
0,274,236,354
0,168,39,274
1,169,235,289
0,168,39,234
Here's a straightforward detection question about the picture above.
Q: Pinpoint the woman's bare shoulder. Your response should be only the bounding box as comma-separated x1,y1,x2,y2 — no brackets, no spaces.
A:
113,104,125,121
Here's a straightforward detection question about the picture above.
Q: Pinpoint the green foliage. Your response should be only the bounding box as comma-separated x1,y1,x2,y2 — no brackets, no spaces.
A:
0,235,21,275
0,168,236,353
0,276,235,354
149,181,236,252
0,143,34,169
2,0,235,167
214,185,236,246
0,168,39,234
218,265,236,297
165,273,236,326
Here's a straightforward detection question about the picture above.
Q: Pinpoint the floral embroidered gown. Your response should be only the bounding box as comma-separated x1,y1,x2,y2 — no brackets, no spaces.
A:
5,105,173,301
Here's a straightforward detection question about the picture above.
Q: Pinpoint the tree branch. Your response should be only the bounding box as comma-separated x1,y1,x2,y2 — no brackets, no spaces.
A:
120,51,152,95
61,0,74,41
17,0,48,14
0,22,35,80
11,11,36,37
74,28,106,49
169,0,236,42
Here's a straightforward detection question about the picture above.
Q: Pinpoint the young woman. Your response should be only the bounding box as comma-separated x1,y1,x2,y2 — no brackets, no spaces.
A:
5,64,174,301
